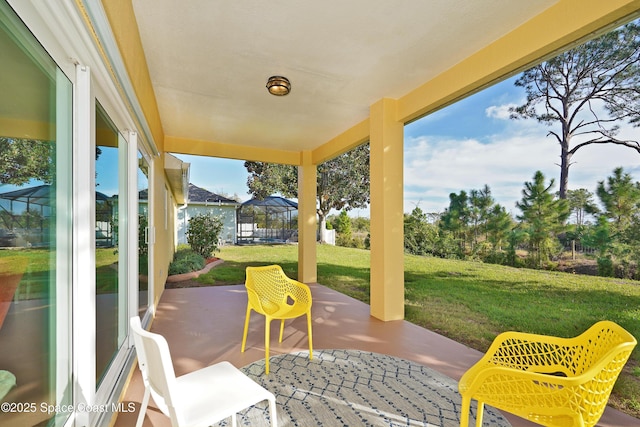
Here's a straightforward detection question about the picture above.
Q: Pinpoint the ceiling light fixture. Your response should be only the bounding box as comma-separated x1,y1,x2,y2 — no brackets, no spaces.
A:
266,76,291,96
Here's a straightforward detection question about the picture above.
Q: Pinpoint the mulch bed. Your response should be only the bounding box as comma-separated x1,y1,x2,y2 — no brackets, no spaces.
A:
165,257,224,289
165,278,216,289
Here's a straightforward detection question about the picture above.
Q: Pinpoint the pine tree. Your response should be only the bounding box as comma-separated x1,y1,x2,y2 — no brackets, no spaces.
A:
485,205,513,251
335,210,353,246
596,167,640,234
516,171,570,267
439,191,470,255
510,22,640,199
589,167,640,278
469,185,494,249
566,188,598,227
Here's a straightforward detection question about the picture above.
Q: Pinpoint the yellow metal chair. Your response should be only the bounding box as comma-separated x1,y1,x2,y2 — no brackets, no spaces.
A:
458,320,636,427
241,265,313,374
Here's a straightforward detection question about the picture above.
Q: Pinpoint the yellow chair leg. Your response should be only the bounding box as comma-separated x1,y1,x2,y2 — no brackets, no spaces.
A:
279,319,285,343
459,396,470,427
241,305,251,353
475,401,484,427
265,318,271,375
307,311,313,360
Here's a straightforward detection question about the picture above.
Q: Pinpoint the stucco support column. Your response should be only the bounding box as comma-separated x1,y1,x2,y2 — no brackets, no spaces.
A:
298,151,317,283
369,98,404,321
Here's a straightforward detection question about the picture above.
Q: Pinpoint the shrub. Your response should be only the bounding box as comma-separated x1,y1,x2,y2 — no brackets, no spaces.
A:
176,243,191,252
335,210,353,247
615,259,638,280
336,234,352,247
186,214,223,258
350,236,365,249
168,248,205,275
483,250,507,265
597,256,614,277
404,207,441,256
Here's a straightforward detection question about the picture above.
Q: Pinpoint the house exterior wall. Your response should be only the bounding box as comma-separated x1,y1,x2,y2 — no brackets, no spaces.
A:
177,203,238,245
0,2,182,425
153,177,174,305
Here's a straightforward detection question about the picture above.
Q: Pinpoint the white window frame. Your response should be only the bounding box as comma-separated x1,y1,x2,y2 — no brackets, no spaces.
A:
6,1,159,425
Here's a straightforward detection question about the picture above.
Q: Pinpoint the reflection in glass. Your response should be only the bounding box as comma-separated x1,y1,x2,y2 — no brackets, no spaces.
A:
95,103,127,386
0,2,72,425
138,153,149,314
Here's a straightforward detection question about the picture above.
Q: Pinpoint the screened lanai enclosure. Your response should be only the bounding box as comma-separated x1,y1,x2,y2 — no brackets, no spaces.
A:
0,185,51,247
237,196,298,244
0,184,116,248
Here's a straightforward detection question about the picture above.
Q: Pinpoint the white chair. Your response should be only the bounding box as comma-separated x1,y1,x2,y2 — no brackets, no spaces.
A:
130,316,277,427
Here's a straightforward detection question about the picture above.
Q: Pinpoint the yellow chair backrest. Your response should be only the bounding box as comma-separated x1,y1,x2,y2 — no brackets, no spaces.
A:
245,265,311,316
459,320,637,427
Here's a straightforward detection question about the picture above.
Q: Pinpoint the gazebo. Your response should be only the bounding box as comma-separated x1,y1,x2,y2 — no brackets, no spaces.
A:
0,184,113,247
0,185,51,247
237,196,298,244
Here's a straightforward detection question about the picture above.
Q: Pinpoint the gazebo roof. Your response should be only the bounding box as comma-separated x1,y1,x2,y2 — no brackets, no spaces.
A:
0,185,51,207
0,184,110,207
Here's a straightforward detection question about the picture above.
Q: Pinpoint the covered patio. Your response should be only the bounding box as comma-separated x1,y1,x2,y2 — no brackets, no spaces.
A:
100,0,640,325
3,1,639,426
114,283,638,427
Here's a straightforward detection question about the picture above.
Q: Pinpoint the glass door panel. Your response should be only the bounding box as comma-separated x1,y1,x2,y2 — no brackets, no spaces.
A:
138,152,150,315
95,103,128,386
0,2,72,426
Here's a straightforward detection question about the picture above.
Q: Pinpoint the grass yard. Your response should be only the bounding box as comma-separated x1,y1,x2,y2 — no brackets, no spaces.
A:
201,243,640,417
0,247,120,299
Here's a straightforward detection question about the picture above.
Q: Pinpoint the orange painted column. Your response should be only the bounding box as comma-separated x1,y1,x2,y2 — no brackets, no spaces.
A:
369,98,404,321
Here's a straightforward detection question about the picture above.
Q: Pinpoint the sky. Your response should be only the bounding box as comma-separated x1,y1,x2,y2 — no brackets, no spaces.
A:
175,75,640,219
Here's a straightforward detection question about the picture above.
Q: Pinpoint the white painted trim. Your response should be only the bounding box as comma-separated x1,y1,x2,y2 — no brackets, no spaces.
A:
73,62,95,427
118,132,130,346
146,161,156,319
81,0,160,157
54,65,73,418
127,131,140,330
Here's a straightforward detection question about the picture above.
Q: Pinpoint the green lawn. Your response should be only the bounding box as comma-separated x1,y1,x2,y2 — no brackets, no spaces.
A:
202,243,640,416
0,247,119,299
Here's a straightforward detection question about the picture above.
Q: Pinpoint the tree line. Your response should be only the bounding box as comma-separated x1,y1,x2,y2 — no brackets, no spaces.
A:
403,167,640,279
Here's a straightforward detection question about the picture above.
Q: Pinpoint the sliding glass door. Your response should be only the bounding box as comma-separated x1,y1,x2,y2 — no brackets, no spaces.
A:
138,152,150,316
0,2,72,426
95,103,128,387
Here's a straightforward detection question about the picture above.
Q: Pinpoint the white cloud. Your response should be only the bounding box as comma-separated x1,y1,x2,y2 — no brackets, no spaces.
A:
174,121,640,219
403,128,640,214
485,103,517,120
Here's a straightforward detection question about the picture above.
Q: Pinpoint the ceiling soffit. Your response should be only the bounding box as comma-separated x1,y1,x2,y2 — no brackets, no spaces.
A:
131,0,559,154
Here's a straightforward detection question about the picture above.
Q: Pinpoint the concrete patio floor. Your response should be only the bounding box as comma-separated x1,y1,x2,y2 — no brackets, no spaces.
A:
114,283,639,427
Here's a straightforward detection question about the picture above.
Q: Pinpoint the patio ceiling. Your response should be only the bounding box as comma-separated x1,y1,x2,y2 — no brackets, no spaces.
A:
130,0,558,156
